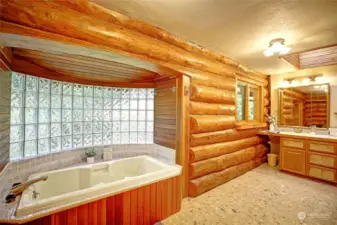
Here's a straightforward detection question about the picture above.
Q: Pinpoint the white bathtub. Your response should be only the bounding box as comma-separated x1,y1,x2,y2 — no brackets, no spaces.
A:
16,156,182,217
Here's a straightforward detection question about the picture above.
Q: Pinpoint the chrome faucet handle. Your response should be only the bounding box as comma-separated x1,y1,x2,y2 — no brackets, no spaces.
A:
32,190,40,199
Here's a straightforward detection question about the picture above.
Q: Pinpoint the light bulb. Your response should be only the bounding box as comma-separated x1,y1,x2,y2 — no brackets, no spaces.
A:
291,80,299,86
302,78,310,84
271,42,284,52
279,47,291,55
280,80,289,87
263,48,274,57
315,76,324,83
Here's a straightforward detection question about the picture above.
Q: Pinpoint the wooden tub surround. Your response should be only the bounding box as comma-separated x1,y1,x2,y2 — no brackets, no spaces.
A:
1,175,181,225
260,131,337,183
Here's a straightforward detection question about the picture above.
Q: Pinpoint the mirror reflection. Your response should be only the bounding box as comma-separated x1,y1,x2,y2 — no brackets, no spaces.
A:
279,84,329,128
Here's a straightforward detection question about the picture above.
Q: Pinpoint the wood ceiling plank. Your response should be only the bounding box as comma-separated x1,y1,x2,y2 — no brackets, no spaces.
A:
27,58,154,80
300,46,337,59
11,57,155,87
301,59,337,69
29,61,142,81
281,44,337,69
13,48,158,74
300,52,337,64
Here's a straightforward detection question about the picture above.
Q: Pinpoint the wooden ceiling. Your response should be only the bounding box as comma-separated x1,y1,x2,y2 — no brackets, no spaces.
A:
280,44,337,70
13,48,158,82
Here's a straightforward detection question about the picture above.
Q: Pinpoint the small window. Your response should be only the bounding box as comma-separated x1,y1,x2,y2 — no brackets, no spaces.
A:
236,81,261,122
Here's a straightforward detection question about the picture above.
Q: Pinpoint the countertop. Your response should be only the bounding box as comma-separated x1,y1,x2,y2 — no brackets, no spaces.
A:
258,130,337,143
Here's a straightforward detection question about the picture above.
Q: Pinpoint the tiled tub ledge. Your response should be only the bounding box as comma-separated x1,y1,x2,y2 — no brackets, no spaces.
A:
0,144,176,223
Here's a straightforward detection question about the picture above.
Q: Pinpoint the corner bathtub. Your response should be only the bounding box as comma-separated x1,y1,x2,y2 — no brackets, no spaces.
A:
15,156,182,225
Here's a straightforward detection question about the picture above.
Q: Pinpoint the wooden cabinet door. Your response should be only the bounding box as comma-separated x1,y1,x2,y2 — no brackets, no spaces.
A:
281,147,306,175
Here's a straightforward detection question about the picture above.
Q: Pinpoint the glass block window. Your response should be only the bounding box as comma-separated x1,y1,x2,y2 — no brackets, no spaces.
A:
10,73,154,160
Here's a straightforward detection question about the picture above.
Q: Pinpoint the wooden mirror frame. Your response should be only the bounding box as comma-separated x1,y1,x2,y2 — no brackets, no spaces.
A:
278,83,330,129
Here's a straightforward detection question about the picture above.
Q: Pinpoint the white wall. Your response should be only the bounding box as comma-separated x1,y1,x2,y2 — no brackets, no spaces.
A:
270,64,337,128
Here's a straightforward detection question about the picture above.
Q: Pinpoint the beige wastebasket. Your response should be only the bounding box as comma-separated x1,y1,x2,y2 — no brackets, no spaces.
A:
267,153,278,167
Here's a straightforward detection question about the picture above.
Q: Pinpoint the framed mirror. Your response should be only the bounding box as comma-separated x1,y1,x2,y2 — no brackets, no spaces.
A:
278,84,330,128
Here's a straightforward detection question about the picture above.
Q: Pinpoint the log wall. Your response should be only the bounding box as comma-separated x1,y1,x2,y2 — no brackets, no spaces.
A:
188,73,269,197
0,0,271,198
303,94,328,127
279,89,305,126
154,79,177,149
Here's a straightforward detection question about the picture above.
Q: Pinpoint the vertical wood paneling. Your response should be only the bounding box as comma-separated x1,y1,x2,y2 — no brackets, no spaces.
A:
167,178,173,216
18,177,181,225
122,191,131,225
0,71,11,173
97,199,107,225
150,183,157,224
176,176,182,211
29,218,42,225
154,79,177,149
88,201,98,225
161,179,169,219
137,186,145,225
171,176,178,214
41,217,52,225
143,185,151,225
115,193,124,225
106,196,115,225
67,208,77,225
155,181,163,221
130,189,138,225
54,210,67,225
77,204,88,225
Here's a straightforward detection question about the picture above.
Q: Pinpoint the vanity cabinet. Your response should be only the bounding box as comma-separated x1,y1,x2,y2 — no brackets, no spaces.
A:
280,147,306,175
280,137,337,183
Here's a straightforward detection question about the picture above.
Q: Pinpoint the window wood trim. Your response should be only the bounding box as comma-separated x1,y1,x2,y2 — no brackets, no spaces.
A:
236,79,263,122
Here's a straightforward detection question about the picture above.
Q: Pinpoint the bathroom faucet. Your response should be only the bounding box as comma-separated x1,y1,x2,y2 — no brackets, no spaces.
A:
5,176,48,203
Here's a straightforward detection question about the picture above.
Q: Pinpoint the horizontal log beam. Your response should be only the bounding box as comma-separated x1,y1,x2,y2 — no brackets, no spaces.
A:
0,0,248,78
304,112,327,117
190,101,235,115
189,144,268,179
264,98,270,107
190,84,235,104
282,89,305,100
236,75,268,87
190,136,267,162
190,72,236,90
190,115,236,134
190,128,260,147
50,0,267,78
188,157,266,197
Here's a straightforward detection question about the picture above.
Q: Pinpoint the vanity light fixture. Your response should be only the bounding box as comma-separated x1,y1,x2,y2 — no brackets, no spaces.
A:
279,74,326,88
263,38,291,57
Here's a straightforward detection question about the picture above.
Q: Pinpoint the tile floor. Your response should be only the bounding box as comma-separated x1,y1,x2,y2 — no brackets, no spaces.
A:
163,164,337,225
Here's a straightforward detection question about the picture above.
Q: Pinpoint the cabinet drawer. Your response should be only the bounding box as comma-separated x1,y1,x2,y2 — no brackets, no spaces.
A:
281,138,305,149
280,147,306,175
307,165,336,183
307,141,336,154
308,152,337,168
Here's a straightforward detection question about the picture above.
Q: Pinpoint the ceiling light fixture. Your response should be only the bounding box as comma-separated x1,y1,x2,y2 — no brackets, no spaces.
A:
263,38,291,57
